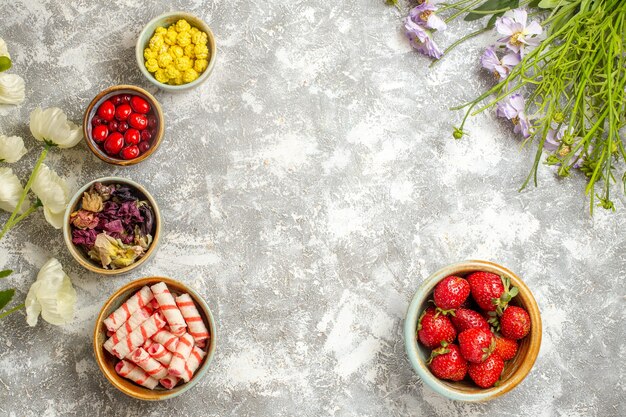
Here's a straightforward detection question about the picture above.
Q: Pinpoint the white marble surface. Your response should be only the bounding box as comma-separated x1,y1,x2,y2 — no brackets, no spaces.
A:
0,1,624,416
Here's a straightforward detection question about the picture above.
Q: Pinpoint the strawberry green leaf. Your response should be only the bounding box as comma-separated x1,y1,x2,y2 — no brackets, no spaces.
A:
0,270,12,279
0,289,15,311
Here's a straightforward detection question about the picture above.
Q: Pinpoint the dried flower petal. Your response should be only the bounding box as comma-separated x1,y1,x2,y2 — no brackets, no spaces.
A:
70,209,99,230
88,233,145,269
82,190,103,212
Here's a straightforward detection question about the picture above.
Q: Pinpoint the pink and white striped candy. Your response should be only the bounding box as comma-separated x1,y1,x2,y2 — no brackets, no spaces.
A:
103,306,153,354
175,293,210,345
167,333,194,377
147,342,173,366
130,348,169,380
112,312,166,359
151,282,187,335
159,375,180,390
104,286,154,332
151,328,179,352
181,346,207,383
115,360,158,389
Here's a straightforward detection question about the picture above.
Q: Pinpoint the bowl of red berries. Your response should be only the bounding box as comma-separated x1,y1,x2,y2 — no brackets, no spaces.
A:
84,85,164,165
404,260,541,402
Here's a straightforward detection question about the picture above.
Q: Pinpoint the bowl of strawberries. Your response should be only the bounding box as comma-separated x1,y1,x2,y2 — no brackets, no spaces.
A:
404,260,541,401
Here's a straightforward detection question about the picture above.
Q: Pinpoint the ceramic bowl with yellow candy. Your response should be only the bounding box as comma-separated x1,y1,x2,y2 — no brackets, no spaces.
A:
136,12,216,92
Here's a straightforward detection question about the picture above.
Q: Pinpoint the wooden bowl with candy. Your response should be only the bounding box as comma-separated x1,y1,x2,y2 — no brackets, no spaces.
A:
83,85,164,165
94,277,217,400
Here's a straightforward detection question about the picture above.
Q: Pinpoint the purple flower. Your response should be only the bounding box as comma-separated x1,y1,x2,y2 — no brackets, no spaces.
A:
72,229,98,247
496,94,531,138
117,201,143,226
404,18,443,59
495,9,542,56
480,46,520,80
409,4,447,31
104,219,124,234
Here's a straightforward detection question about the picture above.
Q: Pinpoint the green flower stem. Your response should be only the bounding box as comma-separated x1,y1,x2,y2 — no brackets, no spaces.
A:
0,303,25,320
4,201,41,232
0,144,50,241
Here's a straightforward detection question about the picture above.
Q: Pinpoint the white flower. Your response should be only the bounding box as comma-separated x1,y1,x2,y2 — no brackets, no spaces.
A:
0,73,25,105
25,258,76,327
0,167,28,213
29,107,82,148
0,134,27,163
0,37,9,58
31,164,69,229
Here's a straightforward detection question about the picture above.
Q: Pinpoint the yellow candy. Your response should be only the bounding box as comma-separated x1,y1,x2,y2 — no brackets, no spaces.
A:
144,48,157,60
154,69,169,83
182,68,199,83
191,31,208,45
170,45,184,58
171,76,184,85
176,31,191,47
175,56,192,71
194,43,209,59
190,27,199,36
183,44,195,58
148,34,164,50
165,64,181,80
155,27,167,35
194,59,208,73
157,52,173,68
145,58,159,73
176,19,191,33
165,28,178,45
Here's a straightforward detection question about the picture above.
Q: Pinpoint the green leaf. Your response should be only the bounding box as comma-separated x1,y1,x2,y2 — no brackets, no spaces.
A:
538,0,567,9
0,289,15,311
0,270,12,279
465,0,518,21
0,56,11,72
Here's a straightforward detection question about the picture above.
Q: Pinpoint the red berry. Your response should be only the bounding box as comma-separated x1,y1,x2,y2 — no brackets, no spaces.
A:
92,125,108,143
128,113,148,130
417,307,457,349
111,95,124,106
115,104,132,121
140,129,152,142
468,353,504,388
122,94,131,103
467,271,505,311
120,145,140,160
108,120,119,132
91,116,104,126
494,335,518,361
103,132,124,155
97,100,115,121
450,308,490,333
500,306,531,340
138,141,151,154
130,96,151,114
118,121,129,133
434,276,470,310
124,128,140,146
147,115,157,128
458,328,494,363
427,343,467,382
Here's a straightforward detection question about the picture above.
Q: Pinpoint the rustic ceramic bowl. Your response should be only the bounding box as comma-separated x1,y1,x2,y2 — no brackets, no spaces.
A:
94,276,217,400
136,11,216,92
83,84,164,166
404,260,541,402
62,177,161,275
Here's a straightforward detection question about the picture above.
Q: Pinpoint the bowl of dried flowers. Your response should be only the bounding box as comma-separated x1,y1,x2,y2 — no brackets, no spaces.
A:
62,177,161,275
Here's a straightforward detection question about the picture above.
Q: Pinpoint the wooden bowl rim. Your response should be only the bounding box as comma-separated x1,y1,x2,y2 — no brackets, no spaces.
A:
93,276,217,400
82,84,165,166
404,260,542,402
134,11,217,92
62,177,161,275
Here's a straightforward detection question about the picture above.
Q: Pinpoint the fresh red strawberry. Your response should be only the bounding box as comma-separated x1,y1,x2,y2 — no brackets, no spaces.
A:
493,335,518,361
458,328,495,363
468,353,504,388
427,343,467,381
417,307,457,349
467,272,518,313
450,308,490,333
500,306,531,340
433,275,470,310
